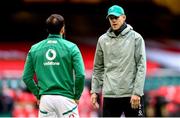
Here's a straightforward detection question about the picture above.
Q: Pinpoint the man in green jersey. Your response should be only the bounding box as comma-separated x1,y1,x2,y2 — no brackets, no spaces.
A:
22,14,85,117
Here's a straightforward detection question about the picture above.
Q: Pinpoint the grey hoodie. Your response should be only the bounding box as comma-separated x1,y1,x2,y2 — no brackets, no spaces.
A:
91,24,146,97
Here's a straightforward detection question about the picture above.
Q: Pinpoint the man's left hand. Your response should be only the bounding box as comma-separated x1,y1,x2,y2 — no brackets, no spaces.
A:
37,100,40,105
130,95,140,109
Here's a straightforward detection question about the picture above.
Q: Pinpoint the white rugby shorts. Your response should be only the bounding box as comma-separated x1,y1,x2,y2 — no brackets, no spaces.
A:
38,95,79,118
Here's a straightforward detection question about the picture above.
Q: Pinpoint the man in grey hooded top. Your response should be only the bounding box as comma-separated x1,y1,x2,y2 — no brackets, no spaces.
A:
90,5,146,117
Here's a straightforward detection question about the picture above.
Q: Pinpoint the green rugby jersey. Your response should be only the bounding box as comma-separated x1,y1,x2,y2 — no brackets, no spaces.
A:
22,34,85,100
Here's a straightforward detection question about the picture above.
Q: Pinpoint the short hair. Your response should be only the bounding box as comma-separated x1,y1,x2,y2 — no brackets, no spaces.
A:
46,14,64,34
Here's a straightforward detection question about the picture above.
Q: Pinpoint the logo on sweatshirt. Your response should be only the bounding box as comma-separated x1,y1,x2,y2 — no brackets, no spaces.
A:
44,49,60,66
46,49,56,61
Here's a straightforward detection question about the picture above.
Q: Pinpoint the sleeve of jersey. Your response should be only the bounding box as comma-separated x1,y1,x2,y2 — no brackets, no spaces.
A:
22,51,40,100
72,45,85,100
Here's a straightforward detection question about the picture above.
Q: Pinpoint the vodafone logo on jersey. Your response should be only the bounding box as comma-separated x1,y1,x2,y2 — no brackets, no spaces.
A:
46,49,56,61
44,49,60,66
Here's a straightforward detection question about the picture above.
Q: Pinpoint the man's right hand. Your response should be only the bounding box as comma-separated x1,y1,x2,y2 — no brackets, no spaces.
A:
90,93,99,109
74,100,79,104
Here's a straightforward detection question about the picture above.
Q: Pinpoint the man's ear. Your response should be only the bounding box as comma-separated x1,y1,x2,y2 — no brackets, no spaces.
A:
60,25,65,35
122,15,126,20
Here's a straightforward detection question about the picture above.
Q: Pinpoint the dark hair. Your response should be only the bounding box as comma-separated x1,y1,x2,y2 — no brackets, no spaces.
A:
46,14,64,34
